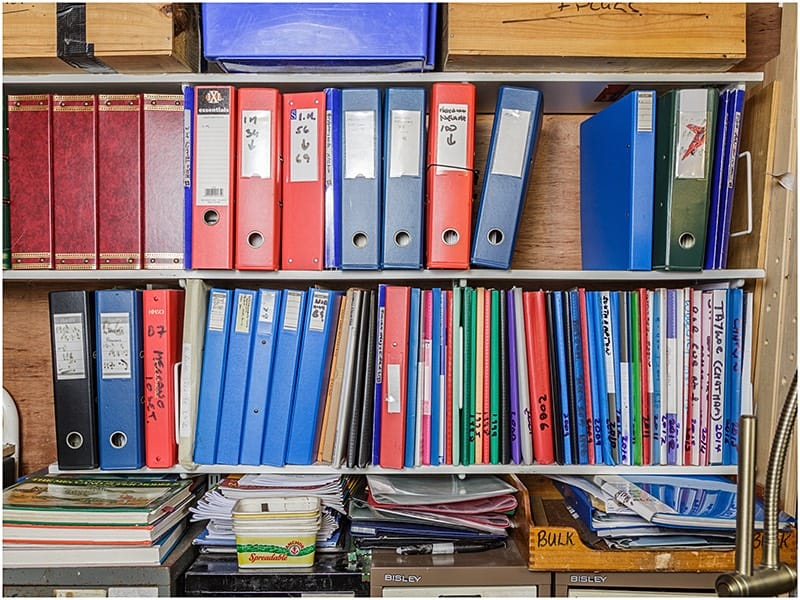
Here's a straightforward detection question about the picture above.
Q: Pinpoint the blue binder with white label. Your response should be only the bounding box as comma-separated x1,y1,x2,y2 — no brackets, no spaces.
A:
471,86,543,269
193,288,233,465
95,289,144,469
285,289,343,464
324,88,342,269
580,89,656,270
382,87,425,269
215,289,257,465
340,88,382,269
262,289,307,466
240,289,282,465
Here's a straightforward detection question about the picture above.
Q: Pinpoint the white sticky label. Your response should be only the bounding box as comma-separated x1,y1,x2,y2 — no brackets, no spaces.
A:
289,107,319,182
240,110,271,179
637,91,654,133
675,89,709,180
309,291,329,332
389,109,421,178
436,103,469,173
283,291,303,331
490,108,531,178
386,363,402,414
234,293,253,334
196,114,231,206
259,291,277,324
53,313,86,380
208,292,227,332
344,110,376,179
99,312,132,379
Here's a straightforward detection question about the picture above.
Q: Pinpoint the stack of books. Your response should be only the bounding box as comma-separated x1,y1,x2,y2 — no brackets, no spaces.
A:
350,474,517,552
190,473,362,554
2,473,202,567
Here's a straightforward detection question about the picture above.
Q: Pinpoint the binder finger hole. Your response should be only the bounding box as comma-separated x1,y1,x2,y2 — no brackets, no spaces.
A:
678,232,696,249
247,232,264,249
203,209,220,226
352,232,368,249
110,431,128,449
487,229,504,246
442,229,459,246
394,230,411,248
66,431,84,449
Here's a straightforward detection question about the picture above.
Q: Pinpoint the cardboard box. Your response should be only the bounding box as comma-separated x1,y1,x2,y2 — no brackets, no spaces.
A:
441,3,746,72
3,3,199,74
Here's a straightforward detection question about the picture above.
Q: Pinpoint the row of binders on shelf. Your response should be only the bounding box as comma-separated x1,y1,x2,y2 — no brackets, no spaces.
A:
581,85,746,271
47,281,753,471
7,83,543,272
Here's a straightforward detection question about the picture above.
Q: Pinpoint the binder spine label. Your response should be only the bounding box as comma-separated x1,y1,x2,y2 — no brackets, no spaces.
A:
387,363,402,414
344,110,376,179
289,108,319,182
196,88,232,206
259,291,277,323
284,291,303,331
491,108,530,178
636,92,654,133
180,341,192,437
99,312,132,379
675,90,709,179
235,293,253,333
309,291,329,332
436,103,468,172
209,291,228,331
53,313,86,380
389,109,422,178
241,110,272,178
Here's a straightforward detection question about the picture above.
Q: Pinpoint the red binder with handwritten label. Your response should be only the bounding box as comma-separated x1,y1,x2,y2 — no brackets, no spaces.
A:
523,290,555,464
193,86,236,269
142,289,185,468
426,82,476,269
281,92,325,270
236,88,282,270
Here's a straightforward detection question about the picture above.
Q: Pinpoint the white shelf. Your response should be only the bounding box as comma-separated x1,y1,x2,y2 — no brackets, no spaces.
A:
48,462,738,476
3,268,766,284
4,71,764,114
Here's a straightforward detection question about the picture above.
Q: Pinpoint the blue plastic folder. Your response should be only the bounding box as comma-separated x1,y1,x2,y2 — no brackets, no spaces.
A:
262,289,307,466
471,86,543,269
202,3,437,72
382,88,426,269
240,289,282,465
286,289,343,464
340,88,382,270
580,90,656,270
324,88,342,269
215,289,257,465
183,85,194,270
94,289,144,469
404,287,421,467
193,288,233,465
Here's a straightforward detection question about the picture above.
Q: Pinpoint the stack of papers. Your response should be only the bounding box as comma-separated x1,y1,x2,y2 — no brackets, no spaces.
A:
350,475,518,550
190,474,362,553
550,474,795,551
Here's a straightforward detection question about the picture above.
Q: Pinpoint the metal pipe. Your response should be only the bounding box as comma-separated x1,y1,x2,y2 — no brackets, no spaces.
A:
761,370,797,569
734,414,756,577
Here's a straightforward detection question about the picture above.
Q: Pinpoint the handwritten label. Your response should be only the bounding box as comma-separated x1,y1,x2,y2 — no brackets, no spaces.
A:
240,110,271,179
675,89,709,179
536,529,575,548
100,312,132,379
53,313,86,380
344,110,376,179
259,291,277,324
491,108,531,178
389,109,422,178
556,3,640,14
309,291,329,332
208,291,228,332
234,293,253,334
436,103,468,173
145,318,166,425
289,107,319,182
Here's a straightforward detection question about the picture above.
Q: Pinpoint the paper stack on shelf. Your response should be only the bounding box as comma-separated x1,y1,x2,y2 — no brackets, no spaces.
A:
190,473,363,553
2,473,204,567
349,474,519,551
